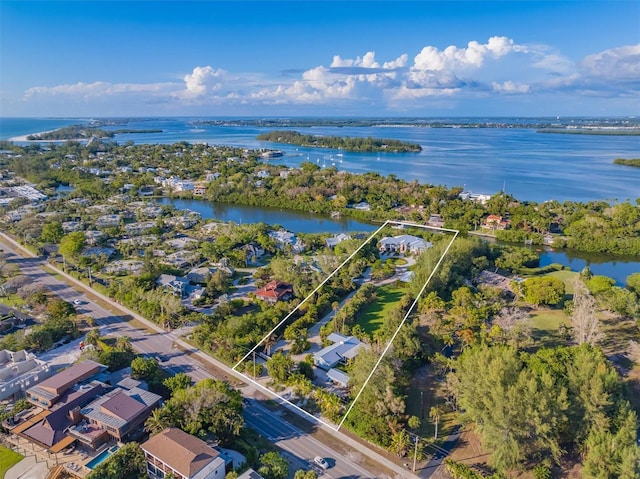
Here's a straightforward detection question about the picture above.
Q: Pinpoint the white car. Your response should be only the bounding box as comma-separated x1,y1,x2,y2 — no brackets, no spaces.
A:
72,299,83,306
314,456,329,470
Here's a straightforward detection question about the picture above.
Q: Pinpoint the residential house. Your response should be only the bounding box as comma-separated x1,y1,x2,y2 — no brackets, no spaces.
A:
70,387,161,448
17,361,108,452
62,221,84,233
0,350,53,401
240,243,264,265
378,235,432,255
313,333,364,370
142,427,226,479
161,251,200,270
326,233,351,249
238,470,264,479
125,221,158,236
95,214,122,229
84,230,105,245
254,281,293,304
483,214,511,230
269,230,304,253
156,274,189,298
458,191,491,205
104,260,145,276
26,360,105,409
193,183,208,196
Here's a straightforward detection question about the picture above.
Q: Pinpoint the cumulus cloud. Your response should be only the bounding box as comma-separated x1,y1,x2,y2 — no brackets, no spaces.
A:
183,66,226,97
581,44,640,81
412,36,523,73
18,38,638,115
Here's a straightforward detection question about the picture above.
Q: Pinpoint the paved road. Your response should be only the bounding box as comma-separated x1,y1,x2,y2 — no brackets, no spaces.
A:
0,237,391,479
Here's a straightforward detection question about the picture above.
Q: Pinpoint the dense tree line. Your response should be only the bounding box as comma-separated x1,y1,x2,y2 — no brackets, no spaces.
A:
257,130,422,152
452,344,639,476
3,141,638,255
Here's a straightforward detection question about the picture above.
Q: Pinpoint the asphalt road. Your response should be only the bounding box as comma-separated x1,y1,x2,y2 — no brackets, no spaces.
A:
1,240,382,479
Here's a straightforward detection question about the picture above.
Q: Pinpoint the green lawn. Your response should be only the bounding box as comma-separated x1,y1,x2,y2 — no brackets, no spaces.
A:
530,309,569,348
0,446,23,478
356,284,407,335
0,295,25,308
547,269,579,295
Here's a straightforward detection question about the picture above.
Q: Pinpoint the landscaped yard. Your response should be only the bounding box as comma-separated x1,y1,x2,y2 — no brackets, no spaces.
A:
547,269,579,295
356,284,407,335
0,446,23,478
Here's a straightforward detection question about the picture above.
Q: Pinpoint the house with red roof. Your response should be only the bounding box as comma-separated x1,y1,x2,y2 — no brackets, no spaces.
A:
254,280,293,304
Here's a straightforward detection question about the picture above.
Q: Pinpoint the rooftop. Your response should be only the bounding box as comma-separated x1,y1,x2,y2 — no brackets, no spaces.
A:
142,427,222,478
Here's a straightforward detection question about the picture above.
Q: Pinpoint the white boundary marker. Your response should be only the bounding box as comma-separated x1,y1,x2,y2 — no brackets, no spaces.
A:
233,220,459,431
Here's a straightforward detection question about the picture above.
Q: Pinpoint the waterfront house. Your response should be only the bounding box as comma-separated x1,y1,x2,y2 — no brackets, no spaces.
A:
142,427,226,479
483,214,511,230
326,233,351,249
378,235,432,255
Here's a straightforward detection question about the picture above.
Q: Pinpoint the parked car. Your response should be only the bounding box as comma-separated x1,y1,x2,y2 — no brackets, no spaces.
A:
314,456,329,470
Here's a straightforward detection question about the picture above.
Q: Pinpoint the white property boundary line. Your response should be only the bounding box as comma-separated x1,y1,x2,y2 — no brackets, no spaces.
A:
233,220,459,431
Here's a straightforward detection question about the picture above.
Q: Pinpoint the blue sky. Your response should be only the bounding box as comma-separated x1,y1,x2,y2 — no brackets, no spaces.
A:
1,1,639,117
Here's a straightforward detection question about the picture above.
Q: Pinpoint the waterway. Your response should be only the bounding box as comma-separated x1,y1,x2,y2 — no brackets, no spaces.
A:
4,117,640,204
160,197,639,284
157,197,376,234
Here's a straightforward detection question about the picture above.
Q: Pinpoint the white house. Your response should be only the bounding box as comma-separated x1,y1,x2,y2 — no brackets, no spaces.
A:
378,235,432,255
313,333,364,370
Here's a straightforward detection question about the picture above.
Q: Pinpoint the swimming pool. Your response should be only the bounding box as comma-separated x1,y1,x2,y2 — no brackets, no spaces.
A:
86,445,120,470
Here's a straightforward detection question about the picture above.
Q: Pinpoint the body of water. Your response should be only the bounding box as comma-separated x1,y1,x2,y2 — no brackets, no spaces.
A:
2,117,639,204
539,248,639,286
0,117,85,139
158,197,376,234
161,197,638,284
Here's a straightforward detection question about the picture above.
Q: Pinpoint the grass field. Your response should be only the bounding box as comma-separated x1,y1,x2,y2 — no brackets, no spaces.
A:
547,269,579,295
0,446,23,478
356,284,407,335
530,308,569,348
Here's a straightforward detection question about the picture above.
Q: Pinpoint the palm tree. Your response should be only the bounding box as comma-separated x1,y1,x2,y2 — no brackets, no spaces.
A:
429,406,442,440
115,335,132,352
145,408,171,435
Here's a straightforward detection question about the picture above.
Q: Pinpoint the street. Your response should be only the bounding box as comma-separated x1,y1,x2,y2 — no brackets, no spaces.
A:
0,236,399,479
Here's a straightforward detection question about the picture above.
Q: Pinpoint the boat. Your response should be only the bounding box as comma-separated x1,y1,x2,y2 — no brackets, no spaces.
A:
259,149,284,159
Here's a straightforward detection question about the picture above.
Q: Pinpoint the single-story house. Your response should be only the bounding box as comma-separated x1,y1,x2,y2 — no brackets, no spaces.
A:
378,235,432,255
314,333,364,370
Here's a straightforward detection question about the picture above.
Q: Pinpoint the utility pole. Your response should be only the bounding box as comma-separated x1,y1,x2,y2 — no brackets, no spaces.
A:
412,433,419,472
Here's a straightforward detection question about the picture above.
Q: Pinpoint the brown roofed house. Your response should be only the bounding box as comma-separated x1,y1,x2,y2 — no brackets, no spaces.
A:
26,360,104,408
141,427,226,479
254,280,293,304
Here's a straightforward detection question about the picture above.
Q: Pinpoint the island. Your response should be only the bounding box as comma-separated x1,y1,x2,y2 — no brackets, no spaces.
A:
257,130,422,152
26,125,163,141
613,158,640,167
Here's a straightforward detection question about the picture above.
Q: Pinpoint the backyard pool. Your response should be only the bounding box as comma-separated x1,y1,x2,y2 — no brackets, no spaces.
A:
86,445,119,470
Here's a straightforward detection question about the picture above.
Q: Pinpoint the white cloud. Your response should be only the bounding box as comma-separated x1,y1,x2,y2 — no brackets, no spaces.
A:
17,39,638,115
25,81,176,99
581,44,640,81
412,36,521,73
492,81,531,94
183,66,226,97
